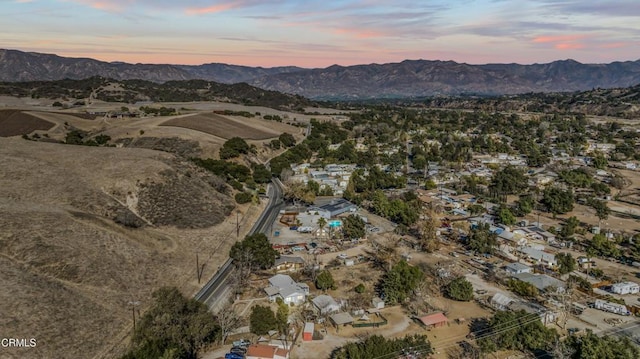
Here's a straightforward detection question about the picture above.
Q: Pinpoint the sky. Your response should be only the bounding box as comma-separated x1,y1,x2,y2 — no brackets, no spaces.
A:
2,0,639,68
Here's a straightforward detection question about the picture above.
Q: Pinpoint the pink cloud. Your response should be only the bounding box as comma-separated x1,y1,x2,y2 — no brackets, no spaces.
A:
333,28,385,39
554,43,585,50
600,42,627,49
185,2,237,15
532,34,587,43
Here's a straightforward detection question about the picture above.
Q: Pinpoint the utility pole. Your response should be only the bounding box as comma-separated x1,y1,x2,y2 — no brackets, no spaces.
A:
128,300,140,335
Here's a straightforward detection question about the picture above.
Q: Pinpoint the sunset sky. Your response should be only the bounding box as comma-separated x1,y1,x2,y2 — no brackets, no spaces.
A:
2,0,639,68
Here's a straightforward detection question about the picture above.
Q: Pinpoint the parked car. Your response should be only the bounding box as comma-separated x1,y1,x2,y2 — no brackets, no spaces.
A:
225,353,244,359
232,339,251,348
337,253,348,259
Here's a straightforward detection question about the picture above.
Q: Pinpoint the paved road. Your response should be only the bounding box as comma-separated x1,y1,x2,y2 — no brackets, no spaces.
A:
195,178,284,311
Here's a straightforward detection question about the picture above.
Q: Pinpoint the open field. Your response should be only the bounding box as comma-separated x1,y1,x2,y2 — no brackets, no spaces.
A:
0,109,54,136
161,112,281,140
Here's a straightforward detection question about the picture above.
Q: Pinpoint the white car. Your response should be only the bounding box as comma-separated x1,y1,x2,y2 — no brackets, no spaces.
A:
337,253,348,259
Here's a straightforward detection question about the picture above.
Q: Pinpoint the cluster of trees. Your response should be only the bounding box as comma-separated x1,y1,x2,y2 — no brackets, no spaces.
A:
64,129,112,147
342,214,366,240
331,334,432,359
507,279,539,298
220,137,253,159
542,186,574,215
191,158,269,202
380,261,424,304
468,223,498,255
477,310,557,354
139,106,176,116
588,233,620,258
229,233,278,270
121,287,219,359
249,301,289,337
445,277,474,301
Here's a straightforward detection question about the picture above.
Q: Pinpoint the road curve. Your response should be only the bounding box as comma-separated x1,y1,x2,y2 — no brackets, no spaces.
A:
195,178,284,310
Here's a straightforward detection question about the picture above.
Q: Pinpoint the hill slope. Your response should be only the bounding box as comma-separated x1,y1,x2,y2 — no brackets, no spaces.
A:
0,138,235,359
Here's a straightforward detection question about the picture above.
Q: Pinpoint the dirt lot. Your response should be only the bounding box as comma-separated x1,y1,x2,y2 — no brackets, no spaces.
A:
0,109,55,136
161,112,283,140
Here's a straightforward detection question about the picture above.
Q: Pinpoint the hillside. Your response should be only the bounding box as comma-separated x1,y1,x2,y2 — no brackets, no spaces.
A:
0,138,236,359
0,76,315,111
2,49,640,99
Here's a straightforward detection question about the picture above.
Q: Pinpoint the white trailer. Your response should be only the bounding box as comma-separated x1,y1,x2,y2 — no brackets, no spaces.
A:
611,282,640,295
594,299,630,316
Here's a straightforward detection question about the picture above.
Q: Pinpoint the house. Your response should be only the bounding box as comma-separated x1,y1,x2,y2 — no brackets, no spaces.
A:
246,344,290,359
505,262,533,276
491,293,514,311
513,273,566,293
418,312,448,328
611,282,640,295
264,274,309,305
313,198,357,218
274,256,305,273
518,246,557,267
312,295,342,315
303,322,314,342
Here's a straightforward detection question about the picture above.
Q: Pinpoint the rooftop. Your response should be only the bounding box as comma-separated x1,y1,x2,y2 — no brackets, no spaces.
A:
418,312,448,326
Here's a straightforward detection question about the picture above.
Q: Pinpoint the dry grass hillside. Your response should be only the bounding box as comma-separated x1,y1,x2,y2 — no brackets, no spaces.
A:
0,138,243,359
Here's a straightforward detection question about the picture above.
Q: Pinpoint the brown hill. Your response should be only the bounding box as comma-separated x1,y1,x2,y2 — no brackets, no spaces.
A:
0,138,236,359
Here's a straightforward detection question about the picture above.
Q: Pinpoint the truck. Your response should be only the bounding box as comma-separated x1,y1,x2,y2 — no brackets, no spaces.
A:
594,299,631,316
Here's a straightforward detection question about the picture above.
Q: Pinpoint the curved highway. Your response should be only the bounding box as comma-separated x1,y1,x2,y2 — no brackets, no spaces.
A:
195,178,284,310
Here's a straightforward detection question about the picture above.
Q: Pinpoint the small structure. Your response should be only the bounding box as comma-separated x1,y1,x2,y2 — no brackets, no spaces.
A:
491,293,515,311
312,295,341,315
274,256,305,273
418,312,448,329
264,274,309,305
611,282,640,295
330,312,354,327
245,344,290,359
302,322,314,342
505,262,532,276
371,297,385,310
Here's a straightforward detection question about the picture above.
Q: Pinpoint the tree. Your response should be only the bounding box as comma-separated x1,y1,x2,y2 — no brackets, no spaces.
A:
515,195,534,216
317,217,327,231
342,214,365,240
249,305,277,335
122,287,220,359
229,233,278,270
220,137,250,159
588,198,610,221
234,192,252,204
469,223,498,254
278,132,296,147
316,270,335,291
418,211,439,252
507,278,539,297
275,301,289,337
498,206,516,226
331,334,432,359
560,216,580,239
542,186,574,215
216,306,240,345
556,253,576,274
566,330,640,359
381,261,424,304
445,277,474,301
592,151,608,170
478,310,557,354
589,233,620,258
490,166,528,195
252,164,272,183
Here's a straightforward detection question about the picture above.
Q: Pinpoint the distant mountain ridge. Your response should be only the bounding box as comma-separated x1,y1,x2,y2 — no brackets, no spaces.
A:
2,49,640,99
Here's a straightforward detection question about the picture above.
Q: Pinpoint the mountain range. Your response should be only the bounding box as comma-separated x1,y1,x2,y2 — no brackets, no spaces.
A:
2,49,640,99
